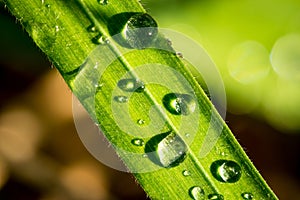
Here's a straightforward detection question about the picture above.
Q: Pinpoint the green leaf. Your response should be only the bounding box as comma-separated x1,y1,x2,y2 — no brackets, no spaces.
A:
4,0,278,199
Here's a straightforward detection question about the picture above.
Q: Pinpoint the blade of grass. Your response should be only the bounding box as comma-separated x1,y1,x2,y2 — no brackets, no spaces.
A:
4,0,278,199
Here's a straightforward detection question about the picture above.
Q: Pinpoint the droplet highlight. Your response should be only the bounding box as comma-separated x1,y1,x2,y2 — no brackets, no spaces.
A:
87,25,97,32
210,160,242,183
118,79,145,93
114,96,128,103
123,13,158,49
208,193,224,200
241,192,253,199
162,93,196,115
145,132,187,168
131,138,144,147
189,186,205,200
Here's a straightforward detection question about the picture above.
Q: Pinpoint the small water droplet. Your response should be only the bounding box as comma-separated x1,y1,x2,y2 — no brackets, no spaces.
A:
162,93,196,115
176,52,184,58
95,83,103,89
142,154,148,158
182,170,190,176
137,119,145,125
114,96,128,103
241,192,253,199
118,79,145,92
98,0,109,5
145,132,187,168
166,38,172,46
189,186,205,200
131,138,145,146
55,25,59,32
210,160,242,183
123,13,158,49
208,193,224,200
185,133,190,138
45,4,50,8
87,25,97,32
92,35,108,45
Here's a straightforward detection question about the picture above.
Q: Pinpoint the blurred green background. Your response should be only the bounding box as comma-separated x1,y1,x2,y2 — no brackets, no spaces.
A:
0,0,300,199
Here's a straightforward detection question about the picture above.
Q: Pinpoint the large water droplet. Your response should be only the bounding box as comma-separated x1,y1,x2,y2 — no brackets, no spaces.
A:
131,138,144,147
189,186,205,200
98,0,108,5
145,132,187,168
123,13,158,49
210,160,242,183
208,193,224,200
117,79,145,93
162,93,196,115
114,96,128,103
241,192,253,199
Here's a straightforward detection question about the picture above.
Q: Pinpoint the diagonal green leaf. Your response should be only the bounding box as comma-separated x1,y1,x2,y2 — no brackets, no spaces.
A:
4,0,278,199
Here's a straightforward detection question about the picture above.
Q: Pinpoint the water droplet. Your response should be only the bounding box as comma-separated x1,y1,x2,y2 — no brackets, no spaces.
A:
210,160,242,183
95,83,103,89
118,79,145,92
241,192,253,199
208,193,224,200
55,25,59,32
123,13,158,49
162,93,196,115
92,35,108,45
145,132,187,168
189,186,205,200
131,138,144,146
98,0,108,5
176,52,184,58
182,170,190,176
142,154,148,158
137,119,145,125
185,133,190,138
114,96,128,103
166,38,172,46
87,25,97,32
45,3,50,8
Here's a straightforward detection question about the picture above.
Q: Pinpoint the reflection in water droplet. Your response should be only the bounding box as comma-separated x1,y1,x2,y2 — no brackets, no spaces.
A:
189,186,205,200
118,79,145,93
114,96,128,103
145,132,187,168
241,192,253,199
162,93,196,115
98,0,108,5
210,160,242,183
208,193,224,200
137,119,145,125
182,170,190,177
131,138,144,146
123,13,158,49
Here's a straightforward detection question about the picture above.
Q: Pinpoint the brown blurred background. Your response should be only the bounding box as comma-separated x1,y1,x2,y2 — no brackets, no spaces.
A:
1,1,300,199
